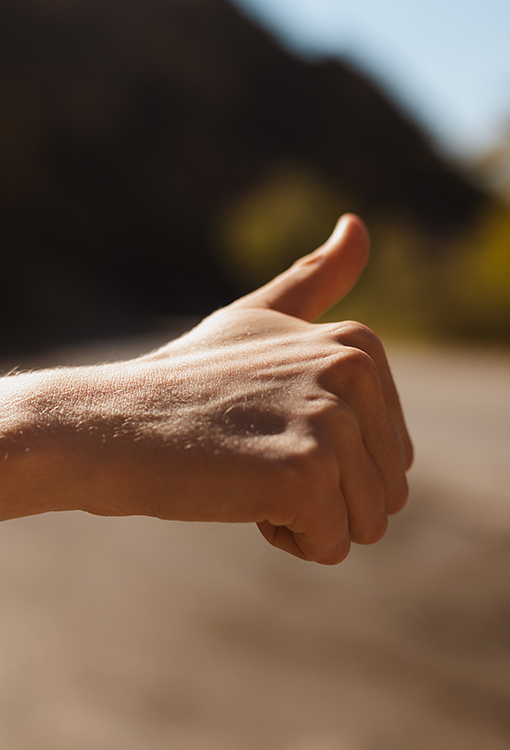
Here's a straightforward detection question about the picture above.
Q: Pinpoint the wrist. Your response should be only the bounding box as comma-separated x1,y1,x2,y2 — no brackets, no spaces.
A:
0,368,77,519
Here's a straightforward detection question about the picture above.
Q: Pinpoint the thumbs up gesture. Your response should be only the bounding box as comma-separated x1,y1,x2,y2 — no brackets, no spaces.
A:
0,215,413,564
135,213,413,563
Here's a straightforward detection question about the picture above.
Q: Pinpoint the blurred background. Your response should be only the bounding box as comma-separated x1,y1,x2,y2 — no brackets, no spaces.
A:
1,0,510,351
0,1,509,749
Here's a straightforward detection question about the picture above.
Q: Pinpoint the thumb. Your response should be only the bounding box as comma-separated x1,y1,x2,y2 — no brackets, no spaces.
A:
232,214,370,322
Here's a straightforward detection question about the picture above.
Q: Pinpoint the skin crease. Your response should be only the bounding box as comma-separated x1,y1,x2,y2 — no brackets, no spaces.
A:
0,214,413,564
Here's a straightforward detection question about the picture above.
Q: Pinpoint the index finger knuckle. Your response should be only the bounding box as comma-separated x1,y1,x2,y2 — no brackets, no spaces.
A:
331,321,383,352
324,346,380,397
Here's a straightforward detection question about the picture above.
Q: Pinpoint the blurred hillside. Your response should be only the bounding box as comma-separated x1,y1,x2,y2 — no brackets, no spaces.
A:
0,0,507,353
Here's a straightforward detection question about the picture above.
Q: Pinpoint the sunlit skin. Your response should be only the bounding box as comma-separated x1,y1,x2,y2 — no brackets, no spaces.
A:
0,214,412,564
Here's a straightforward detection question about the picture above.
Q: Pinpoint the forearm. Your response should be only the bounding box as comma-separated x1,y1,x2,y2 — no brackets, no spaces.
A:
0,364,153,521
0,359,217,523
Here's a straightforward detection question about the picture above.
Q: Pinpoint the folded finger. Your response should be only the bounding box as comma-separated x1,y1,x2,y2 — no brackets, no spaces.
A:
327,323,413,470
257,486,351,565
320,348,409,515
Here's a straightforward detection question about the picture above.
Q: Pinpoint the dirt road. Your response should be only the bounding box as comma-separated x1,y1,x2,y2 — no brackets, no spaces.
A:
0,337,509,750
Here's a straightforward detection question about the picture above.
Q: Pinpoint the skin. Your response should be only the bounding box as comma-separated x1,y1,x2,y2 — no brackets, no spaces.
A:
0,214,412,564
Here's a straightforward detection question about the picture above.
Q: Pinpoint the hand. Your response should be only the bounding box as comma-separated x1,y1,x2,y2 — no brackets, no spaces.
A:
0,215,412,564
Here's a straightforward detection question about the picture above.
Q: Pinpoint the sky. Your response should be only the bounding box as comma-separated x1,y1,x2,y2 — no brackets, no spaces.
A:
232,0,510,161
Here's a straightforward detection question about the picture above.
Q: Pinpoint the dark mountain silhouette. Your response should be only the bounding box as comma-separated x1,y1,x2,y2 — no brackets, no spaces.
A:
0,0,483,352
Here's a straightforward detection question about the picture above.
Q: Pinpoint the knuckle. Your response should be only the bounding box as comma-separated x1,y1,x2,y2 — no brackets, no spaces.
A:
308,396,360,437
330,346,380,394
332,321,383,353
341,345,376,373
281,439,338,495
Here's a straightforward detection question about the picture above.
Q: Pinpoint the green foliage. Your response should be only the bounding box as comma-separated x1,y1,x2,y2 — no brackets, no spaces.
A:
216,167,510,343
444,203,510,340
214,162,357,287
